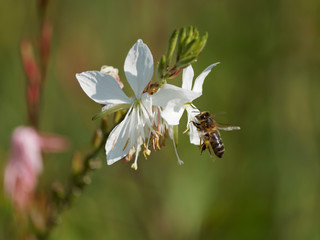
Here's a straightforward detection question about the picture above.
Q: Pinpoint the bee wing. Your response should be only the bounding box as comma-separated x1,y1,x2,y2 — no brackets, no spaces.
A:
211,111,227,118
216,123,240,131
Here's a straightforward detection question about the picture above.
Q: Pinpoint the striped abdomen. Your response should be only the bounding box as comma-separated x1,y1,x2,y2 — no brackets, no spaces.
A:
210,130,225,158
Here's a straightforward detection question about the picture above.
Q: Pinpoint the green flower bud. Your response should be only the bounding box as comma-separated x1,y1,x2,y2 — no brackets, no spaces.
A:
177,27,186,57
72,152,83,175
92,128,103,148
165,29,178,67
176,55,197,69
181,39,197,58
156,55,166,80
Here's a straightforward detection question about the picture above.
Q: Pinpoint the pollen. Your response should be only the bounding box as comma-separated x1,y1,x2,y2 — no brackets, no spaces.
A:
131,163,138,170
156,138,161,150
143,149,151,159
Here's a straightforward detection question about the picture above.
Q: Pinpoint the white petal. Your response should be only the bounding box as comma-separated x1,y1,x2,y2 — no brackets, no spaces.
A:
192,62,220,94
105,107,138,165
124,39,154,97
181,65,194,90
160,101,185,125
134,107,146,141
76,71,132,105
185,104,200,124
152,84,200,125
153,84,200,108
140,102,152,129
186,105,201,145
189,124,201,145
140,93,153,117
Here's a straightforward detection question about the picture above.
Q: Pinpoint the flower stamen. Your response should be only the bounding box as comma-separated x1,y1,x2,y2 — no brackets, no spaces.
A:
183,125,190,134
173,137,184,165
131,144,141,170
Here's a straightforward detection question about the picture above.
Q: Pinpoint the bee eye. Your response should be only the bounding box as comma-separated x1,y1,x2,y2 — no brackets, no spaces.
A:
201,113,208,119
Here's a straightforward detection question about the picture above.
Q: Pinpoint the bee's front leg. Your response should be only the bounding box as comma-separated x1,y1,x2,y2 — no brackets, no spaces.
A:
191,121,202,131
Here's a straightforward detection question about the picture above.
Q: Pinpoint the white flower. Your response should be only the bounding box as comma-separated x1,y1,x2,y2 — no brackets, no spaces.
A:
152,63,219,126
150,63,219,162
153,63,219,146
77,40,191,169
182,63,219,145
76,39,220,168
77,39,157,169
182,64,241,146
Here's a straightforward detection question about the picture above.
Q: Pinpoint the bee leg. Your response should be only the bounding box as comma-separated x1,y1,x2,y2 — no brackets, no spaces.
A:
207,143,213,156
204,140,213,156
201,140,211,155
191,121,202,131
200,143,207,154
198,138,206,153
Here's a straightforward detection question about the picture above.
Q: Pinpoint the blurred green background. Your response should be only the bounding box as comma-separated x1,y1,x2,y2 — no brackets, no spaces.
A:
1,0,320,239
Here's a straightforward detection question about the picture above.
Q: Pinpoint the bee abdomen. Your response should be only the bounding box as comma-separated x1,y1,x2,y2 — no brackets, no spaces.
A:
211,131,225,158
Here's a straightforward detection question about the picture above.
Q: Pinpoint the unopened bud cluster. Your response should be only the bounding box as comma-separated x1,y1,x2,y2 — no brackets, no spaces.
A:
156,26,208,85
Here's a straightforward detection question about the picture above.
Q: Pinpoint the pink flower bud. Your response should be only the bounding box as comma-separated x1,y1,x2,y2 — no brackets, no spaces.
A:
4,127,68,210
40,20,52,68
20,40,41,85
100,65,124,88
27,85,40,106
169,68,182,79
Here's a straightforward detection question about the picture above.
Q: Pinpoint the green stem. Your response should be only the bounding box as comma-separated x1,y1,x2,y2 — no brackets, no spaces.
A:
35,127,109,239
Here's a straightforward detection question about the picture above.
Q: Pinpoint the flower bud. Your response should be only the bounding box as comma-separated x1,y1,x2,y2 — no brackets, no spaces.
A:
89,158,102,170
165,29,178,67
52,182,65,200
72,152,83,175
40,20,52,70
82,175,91,185
4,127,68,209
100,117,108,133
92,128,103,148
156,55,166,80
20,40,41,85
100,65,123,88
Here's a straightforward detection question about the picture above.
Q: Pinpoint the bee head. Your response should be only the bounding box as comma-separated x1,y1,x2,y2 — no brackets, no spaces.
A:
196,111,210,120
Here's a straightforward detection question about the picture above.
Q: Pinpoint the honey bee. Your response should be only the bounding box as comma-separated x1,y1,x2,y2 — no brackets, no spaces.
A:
191,111,240,158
